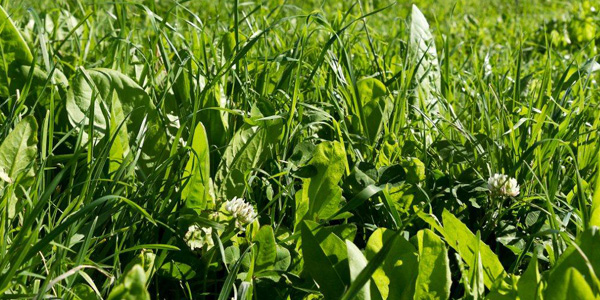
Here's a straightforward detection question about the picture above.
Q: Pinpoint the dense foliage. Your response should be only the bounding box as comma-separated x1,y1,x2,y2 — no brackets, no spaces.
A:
1,0,600,299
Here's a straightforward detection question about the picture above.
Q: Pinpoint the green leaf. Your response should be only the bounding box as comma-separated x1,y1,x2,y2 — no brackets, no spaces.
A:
400,157,425,184
365,228,418,300
590,151,600,227
411,229,451,300
70,283,99,300
346,240,371,300
300,221,346,300
295,141,347,229
273,245,291,271
158,261,196,280
304,220,351,285
441,209,506,288
0,116,38,183
409,5,441,114
122,250,156,282
545,267,596,300
0,5,33,97
254,225,277,273
198,85,229,150
9,65,69,107
517,258,540,300
67,68,167,170
107,265,150,300
182,122,212,210
356,78,392,143
546,227,600,295
215,121,282,200
219,245,253,300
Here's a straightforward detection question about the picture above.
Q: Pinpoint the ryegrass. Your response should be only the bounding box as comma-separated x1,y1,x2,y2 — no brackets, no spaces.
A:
1,0,600,299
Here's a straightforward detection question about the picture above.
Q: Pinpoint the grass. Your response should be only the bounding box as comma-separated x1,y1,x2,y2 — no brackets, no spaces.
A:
1,0,600,299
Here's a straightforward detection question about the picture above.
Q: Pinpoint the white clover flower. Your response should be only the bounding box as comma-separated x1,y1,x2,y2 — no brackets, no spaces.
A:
487,174,520,197
225,197,257,228
184,225,214,251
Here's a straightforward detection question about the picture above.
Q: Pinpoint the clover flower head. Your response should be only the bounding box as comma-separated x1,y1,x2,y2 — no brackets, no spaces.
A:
487,173,520,197
184,225,214,251
225,197,257,228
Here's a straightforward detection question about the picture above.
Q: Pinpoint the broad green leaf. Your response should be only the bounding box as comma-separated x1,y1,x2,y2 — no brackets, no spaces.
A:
0,116,37,183
172,51,196,105
486,275,520,300
590,152,600,227
182,122,212,210
400,157,425,184
356,78,392,143
158,261,196,280
366,228,418,300
108,90,130,174
441,209,506,288
67,68,167,170
546,227,600,294
0,5,33,97
304,220,350,284
199,86,228,151
295,141,347,229
254,225,277,273
9,65,69,107
411,229,451,300
545,267,596,300
346,240,371,300
385,183,421,214
215,121,282,200
300,221,346,300
468,238,485,299
517,258,541,300
327,223,358,242
341,230,402,300
409,5,441,114
107,265,150,300
219,246,252,300
273,245,291,271
172,53,227,149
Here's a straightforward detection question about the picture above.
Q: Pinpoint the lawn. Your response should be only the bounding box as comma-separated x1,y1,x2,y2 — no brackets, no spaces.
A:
1,0,600,299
